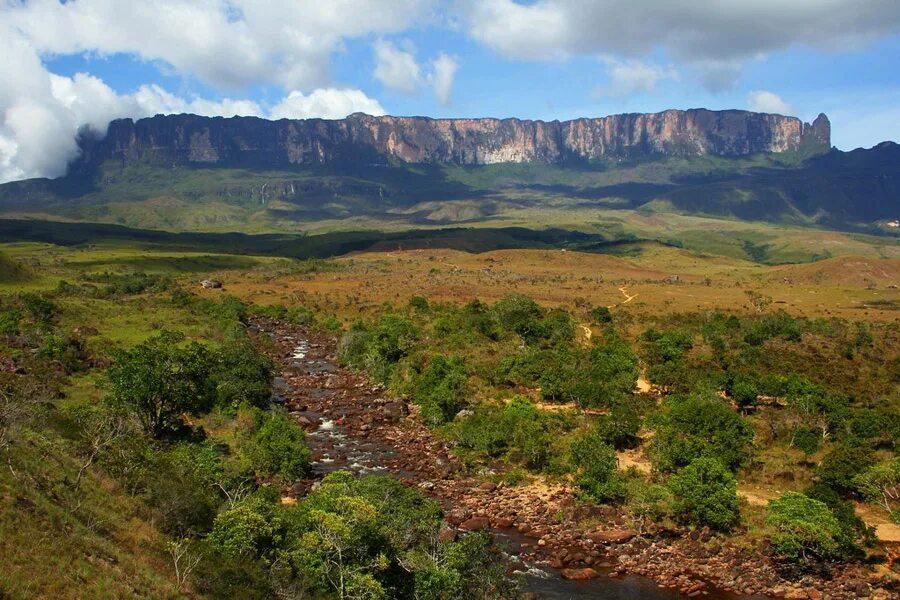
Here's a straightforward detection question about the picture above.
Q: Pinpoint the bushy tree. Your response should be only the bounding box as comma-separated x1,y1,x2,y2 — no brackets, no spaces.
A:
595,401,641,449
214,340,275,409
245,413,311,480
208,502,279,559
106,330,215,438
493,294,544,341
649,394,753,473
767,492,842,561
412,355,468,425
570,430,626,503
816,444,876,496
667,457,739,531
853,458,900,515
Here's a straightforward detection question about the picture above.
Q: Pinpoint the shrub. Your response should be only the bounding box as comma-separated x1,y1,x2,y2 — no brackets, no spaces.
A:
816,444,876,496
245,413,311,480
570,430,626,503
649,394,753,473
20,292,56,324
493,294,543,341
595,401,641,449
208,503,278,559
0,309,20,335
412,355,468,425
767,492,842,561
214,340,275,410
106,330,215,438
792,427,820,456
590,306,613,324
853,458,900,515
667,457,739,531
365,314,419,383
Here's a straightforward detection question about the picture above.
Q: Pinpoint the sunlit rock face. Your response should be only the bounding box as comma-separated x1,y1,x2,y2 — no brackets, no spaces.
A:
74,109,830,171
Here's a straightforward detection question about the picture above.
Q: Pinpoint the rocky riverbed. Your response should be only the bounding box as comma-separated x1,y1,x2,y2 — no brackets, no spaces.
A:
251,317,898,600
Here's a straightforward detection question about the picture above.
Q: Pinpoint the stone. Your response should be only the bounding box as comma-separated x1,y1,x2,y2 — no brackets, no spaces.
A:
588,530,637,544
459,517,490,531
560,568,599,581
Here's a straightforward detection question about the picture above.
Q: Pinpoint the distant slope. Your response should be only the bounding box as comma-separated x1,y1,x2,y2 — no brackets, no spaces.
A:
0,140,896,235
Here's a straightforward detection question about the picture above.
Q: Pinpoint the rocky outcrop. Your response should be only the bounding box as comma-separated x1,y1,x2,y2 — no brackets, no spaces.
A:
73,109,831,173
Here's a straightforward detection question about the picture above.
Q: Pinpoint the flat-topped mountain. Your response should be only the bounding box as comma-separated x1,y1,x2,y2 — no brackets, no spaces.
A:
74,109,831,171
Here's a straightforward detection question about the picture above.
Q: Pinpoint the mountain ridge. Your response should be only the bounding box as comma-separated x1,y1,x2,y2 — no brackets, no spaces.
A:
72,109,831,173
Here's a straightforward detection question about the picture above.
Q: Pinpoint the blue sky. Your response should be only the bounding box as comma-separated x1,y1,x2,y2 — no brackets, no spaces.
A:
2,1,900,182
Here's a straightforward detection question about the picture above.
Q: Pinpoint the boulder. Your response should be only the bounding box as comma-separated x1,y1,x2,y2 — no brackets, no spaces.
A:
560,568,599,581
459,517,491,531
588,529,637,544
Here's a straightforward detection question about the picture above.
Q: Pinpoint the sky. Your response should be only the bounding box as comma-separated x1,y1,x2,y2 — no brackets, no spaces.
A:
1,0,900,183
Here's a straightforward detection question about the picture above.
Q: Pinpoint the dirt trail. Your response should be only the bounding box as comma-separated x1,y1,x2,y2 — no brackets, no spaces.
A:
607,286,638,309
254,317,895,600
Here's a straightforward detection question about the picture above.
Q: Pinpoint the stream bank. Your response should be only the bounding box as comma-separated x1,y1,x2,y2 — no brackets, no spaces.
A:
252,317,894,600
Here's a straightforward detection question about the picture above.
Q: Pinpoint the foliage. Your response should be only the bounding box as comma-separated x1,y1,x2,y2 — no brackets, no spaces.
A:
106,330,215,438
570,430,626,503
648,394,753,473
411,355,469,425
208,500,279,559
245,412,312,480
767,492,842,561
816,444,877,496
453,397,568,471
214,339,275,410
595,401,641,449
853,458,900,514
667,457,739,531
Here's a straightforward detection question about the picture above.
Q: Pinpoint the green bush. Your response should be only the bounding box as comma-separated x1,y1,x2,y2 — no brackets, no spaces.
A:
106,330,215,438
412,355,469,425
365,314,419,383
792,427,821,456
767,492,842,561
20,292,56,324
590,306,613,324
853,458,900,515
570,430,626,503
0,309,21,335
667,457,739,531
493,294,544,341
208,502,278,559
816,444,876,496
453,397,565,471
649,394,753,473
214,340,275,410
595,401,641,449
245,412,311,480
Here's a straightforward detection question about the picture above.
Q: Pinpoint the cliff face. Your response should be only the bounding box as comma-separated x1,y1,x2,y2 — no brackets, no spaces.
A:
74,109,831,171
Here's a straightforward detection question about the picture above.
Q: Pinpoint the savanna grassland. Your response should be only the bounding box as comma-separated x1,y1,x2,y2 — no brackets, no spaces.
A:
0,234,898,599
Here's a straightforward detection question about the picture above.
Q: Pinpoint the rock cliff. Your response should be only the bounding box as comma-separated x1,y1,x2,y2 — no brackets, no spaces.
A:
73,109,831,171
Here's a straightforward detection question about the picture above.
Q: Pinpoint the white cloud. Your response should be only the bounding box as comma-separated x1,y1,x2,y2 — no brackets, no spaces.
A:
747,90,793,115
429,54,459,105
373,40,423,94
270,89,385,120
464,0,900,90
5,0,430,90
596,59,677,97
0,21,387,183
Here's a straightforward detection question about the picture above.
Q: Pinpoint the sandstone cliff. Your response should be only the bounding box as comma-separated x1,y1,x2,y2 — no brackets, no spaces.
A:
74,109,831,171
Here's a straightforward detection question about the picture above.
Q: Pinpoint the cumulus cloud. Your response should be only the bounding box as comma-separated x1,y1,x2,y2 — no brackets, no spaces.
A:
429,54,459,105
372,41,459,104
270,89,386,120
373,40,423,94
0,19,387,183
5,0,430,90
464,0,900,90
747,90,793,115
595,59,678,97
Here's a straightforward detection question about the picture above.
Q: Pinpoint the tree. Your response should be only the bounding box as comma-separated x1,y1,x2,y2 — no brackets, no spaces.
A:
766,492,842,561
595,401,640,449
245,413,311,480
817,444,876,496
570,430,626,503
649,394,753,473
208,503,277,559
412,355,469,425
667,457,739,531
106,330,214,438
214,340,274,410
853,458,900,516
